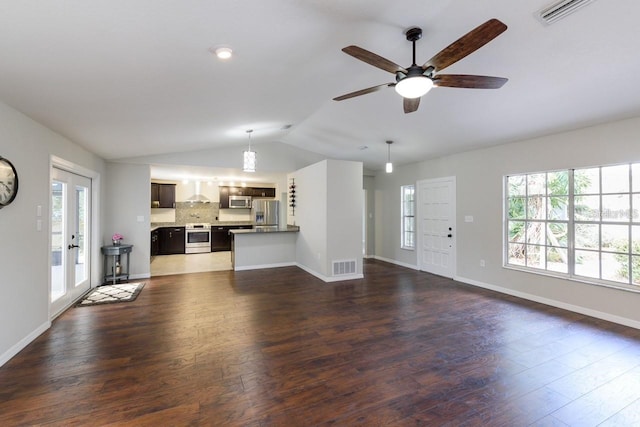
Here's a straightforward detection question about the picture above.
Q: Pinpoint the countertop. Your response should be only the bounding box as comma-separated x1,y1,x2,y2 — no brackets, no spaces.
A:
230,226,300,234
151,222,253,232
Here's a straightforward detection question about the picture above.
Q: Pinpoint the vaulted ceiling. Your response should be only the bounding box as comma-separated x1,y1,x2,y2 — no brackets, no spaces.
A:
1,0,639,175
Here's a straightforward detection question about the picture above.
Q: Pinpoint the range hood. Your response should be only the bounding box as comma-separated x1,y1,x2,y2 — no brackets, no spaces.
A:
186,181,210,203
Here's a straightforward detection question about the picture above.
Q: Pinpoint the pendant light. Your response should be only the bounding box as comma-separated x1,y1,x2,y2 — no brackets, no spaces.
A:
243,129,256,173
385,140,393,173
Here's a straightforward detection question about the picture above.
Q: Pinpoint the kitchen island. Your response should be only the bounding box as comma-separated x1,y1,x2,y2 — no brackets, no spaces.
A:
230,226,300,270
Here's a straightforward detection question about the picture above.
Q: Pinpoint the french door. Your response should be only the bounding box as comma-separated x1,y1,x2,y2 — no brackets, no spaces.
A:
417,177,456,278
51,167,92,316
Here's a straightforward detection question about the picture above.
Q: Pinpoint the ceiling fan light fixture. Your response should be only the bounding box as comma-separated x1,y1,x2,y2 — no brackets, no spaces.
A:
395,76,433,99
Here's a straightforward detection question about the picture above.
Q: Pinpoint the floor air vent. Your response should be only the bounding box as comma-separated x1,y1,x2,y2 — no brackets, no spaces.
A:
538,0,595,25
332,259,357,276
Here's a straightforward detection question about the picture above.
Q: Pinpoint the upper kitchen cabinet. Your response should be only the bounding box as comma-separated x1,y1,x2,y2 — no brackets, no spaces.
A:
250,187,276,198
151,183,176,208
219,185,276,207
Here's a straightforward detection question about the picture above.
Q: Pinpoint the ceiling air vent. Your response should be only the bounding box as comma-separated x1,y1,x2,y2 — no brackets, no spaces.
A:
538,0,595,25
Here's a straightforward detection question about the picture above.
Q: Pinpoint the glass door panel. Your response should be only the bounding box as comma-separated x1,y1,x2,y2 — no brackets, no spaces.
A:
74,184,88,286
51,180,65,302
50,168,92,317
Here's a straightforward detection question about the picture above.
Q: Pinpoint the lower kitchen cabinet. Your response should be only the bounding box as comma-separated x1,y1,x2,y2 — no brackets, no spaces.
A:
211,225,252,252
159,226,185,255
151,229,159,257
211,227,231,252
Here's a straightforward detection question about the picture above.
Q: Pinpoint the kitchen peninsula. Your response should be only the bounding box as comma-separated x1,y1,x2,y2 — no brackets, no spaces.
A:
230,226,300,270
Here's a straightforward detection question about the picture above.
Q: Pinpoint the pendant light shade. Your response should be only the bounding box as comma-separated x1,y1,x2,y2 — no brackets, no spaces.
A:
386,140,393,173
243,129,256,172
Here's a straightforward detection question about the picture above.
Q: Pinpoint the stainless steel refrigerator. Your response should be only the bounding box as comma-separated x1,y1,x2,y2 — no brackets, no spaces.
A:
252,200,279,229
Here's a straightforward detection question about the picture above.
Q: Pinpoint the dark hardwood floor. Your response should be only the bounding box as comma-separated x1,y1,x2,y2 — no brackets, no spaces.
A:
1,260,640,426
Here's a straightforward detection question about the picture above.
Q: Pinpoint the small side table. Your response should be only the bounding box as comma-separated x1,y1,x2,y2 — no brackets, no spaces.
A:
101,244,133,285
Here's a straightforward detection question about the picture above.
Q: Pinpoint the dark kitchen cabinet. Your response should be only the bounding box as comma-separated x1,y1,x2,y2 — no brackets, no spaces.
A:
150,229,159,257
151,183,176,208
211,226,231,252
211,225,252,251
219,186,275,207
159,227,185,255
219,186,230,209
251,187,276,198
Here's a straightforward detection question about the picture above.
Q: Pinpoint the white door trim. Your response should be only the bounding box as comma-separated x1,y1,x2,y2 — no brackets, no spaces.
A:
50,156,101,319
417,176,456,278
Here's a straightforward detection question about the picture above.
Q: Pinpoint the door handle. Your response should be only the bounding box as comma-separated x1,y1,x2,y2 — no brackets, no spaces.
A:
68,244,79,249
447,234,453,238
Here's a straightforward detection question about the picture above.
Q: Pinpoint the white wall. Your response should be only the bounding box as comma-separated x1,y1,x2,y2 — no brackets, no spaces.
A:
0,101,106,366
326,160,363,275
363,175,375,257
105,162,151,280
122,141,327,174
374,163,420,267
374,115,640,327
290,161,328,276
291,159,363,280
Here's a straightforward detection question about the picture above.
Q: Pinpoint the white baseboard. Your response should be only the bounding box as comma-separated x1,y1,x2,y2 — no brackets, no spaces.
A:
130,273,151,280
323,273,364,282
234,262,297,272
372,255,420,271
455,275,640,330
0,321,51,368
295,263,363,283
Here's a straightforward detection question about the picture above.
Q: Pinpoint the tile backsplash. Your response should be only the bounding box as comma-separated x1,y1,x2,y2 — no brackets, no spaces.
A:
151,202,252,225
175,202,219,224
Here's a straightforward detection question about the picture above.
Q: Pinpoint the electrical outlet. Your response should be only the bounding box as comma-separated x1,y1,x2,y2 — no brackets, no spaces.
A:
480,259,485,267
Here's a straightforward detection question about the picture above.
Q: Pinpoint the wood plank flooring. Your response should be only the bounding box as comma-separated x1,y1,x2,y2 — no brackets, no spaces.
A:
1,260,640,425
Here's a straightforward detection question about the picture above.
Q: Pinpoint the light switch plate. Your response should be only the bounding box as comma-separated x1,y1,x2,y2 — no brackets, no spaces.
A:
464,215,474,223
137,215,145,222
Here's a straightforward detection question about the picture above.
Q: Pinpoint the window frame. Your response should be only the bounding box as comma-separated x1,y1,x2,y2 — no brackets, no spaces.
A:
504,162,640,293
401,184,415,250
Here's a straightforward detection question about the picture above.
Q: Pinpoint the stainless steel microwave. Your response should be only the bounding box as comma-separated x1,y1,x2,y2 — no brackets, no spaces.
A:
229,195,252,209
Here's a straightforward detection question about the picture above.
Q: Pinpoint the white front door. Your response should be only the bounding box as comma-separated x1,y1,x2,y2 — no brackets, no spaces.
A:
51,167,92,316
417,177,456,278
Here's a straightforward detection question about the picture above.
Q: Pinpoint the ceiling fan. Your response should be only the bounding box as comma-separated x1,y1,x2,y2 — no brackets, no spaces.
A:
333,19,509,114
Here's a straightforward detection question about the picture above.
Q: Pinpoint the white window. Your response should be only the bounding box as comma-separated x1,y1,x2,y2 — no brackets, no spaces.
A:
401,185,415,249
505,163,640,291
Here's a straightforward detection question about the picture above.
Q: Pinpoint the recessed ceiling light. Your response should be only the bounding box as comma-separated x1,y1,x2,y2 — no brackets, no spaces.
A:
214,47,233,60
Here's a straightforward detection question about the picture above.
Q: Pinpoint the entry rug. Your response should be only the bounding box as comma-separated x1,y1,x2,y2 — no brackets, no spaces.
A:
76,282,145,307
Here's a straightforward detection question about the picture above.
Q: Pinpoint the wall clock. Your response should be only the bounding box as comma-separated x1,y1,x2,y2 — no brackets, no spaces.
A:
0,156,18,208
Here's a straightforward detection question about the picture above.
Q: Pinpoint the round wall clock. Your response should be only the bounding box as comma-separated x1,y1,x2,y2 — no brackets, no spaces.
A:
0,156,18,208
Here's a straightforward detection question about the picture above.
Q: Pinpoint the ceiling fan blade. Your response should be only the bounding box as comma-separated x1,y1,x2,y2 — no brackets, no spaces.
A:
333,83,393,101
342,46,407,74
433,74,508,89
422,19,507,72
403,97,420,114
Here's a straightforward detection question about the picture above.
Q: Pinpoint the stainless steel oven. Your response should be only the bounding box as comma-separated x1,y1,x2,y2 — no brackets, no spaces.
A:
185,223,211,254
